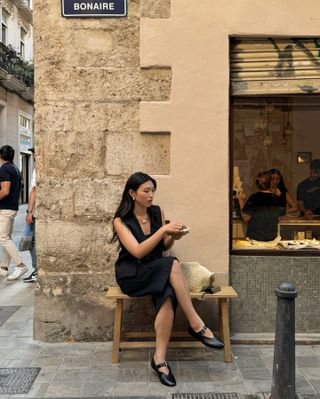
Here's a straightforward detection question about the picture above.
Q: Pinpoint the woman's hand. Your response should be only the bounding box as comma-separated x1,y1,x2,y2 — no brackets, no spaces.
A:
162,221,185,236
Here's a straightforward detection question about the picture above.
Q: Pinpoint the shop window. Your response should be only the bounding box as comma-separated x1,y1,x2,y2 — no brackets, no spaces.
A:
231,96,320,254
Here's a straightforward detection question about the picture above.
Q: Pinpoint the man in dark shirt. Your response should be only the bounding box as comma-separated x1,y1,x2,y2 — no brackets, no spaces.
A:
297,159,320,217
242,171,282,241
0,145,27,280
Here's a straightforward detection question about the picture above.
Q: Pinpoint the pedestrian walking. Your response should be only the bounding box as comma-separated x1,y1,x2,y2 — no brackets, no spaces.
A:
23,147,37,283
0,145,27,280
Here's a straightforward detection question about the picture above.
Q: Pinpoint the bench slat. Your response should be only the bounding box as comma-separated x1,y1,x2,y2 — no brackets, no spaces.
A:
106,286,238,299
121,341,214,349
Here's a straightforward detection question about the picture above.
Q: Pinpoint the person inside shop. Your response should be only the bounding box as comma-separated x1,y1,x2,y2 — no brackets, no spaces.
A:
241,170,282,241
113,172,224,387
297,159,320,218
269,168,298,215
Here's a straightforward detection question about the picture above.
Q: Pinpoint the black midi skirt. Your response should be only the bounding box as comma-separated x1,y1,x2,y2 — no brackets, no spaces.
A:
116,256,178,314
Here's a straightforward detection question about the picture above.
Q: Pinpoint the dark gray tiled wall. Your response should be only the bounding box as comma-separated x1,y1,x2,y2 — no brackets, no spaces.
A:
230,256,320,333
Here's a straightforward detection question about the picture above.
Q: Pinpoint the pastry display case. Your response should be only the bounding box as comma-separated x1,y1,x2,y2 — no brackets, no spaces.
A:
278,216,320,240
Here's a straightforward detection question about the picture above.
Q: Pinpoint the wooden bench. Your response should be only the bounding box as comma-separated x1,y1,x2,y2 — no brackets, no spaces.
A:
106,286,238,364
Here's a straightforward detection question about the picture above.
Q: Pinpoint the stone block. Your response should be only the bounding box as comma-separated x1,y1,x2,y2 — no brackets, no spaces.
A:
37,246,118,275
36,129,106,179
36,67,172,103
107,102,140,132
36,21,139,68
139,132,170,174
73,177,125,219
33,293,114,342
38,176,124,220
106,131,170,175
67,23,139,67
36,220,111,257
36,179,74,220
141,0,171,18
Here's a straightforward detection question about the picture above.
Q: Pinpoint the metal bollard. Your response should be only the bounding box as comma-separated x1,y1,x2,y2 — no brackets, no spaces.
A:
270,282,298,399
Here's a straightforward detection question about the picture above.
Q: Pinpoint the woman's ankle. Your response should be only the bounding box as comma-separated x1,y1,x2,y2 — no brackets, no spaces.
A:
154,353,166,364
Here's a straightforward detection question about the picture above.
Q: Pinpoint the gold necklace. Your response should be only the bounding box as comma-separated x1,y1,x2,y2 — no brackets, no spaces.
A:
136,215,149,224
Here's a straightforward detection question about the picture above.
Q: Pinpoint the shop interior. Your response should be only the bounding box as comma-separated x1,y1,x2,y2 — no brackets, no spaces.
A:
231,95,320,251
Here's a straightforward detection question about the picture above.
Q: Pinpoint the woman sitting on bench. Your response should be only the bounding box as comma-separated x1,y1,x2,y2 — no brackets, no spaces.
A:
113,172,224,387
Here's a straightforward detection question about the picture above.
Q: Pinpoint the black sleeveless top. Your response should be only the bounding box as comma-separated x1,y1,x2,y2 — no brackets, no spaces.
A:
116,205,164,266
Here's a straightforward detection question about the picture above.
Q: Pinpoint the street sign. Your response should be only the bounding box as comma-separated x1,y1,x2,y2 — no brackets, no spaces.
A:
61,0,127,17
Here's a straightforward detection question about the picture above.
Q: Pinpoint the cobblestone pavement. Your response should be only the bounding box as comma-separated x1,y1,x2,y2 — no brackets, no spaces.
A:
0,206,319,398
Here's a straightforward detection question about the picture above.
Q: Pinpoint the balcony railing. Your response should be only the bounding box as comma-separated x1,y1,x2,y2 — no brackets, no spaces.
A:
0,42,34,89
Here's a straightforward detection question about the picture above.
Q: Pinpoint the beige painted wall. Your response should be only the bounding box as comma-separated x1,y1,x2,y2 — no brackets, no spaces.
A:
140,0,320,281
34,0,320,340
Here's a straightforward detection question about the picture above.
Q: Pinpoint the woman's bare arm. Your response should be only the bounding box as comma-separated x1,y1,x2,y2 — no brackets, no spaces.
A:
286,192,298,212
161,211,185,250
114,217,183,259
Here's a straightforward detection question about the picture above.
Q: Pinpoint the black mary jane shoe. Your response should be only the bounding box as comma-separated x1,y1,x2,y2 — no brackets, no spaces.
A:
188,325,224,349
151,357,176,387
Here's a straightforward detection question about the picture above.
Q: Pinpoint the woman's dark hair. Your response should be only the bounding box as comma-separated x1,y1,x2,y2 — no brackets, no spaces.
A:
0,145,15,162
268,168,288,193
114,172,157,222
255,171,271,191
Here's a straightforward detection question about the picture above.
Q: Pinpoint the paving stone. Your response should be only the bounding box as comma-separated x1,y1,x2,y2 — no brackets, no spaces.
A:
239,367,271,381
84,368,119,382
209,368,244,383
118,367,149,383
113,382,149,396
53,369,90,383
44,381,83,397
179,364,211,382
0,307,20,328
80,381,114,397
297,357,320,368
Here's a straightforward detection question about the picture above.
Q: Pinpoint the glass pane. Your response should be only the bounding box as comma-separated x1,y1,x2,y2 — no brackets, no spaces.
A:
1,24,6,45
231,96,320,252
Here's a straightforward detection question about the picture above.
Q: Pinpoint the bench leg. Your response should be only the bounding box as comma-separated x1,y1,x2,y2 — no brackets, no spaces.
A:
219,298,232,363
112,299,123,363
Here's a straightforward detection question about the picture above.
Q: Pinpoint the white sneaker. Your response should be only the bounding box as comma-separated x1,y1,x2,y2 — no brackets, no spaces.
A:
7,264,27,281
0,267,8,277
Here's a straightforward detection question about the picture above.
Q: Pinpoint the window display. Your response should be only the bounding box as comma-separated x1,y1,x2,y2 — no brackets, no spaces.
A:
231,96,320,253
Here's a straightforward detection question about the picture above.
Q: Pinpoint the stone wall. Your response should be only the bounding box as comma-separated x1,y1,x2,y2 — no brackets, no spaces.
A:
33,0,172,341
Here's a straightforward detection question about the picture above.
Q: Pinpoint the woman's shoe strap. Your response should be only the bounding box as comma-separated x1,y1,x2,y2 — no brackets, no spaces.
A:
198,326,208,335
155,361,169,369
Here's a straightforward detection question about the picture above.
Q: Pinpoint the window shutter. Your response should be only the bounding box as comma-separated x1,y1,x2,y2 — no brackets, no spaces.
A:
231,37,320,95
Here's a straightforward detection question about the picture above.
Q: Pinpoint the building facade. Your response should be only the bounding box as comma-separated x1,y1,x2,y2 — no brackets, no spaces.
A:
0,0,33,201
33,0,320,341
